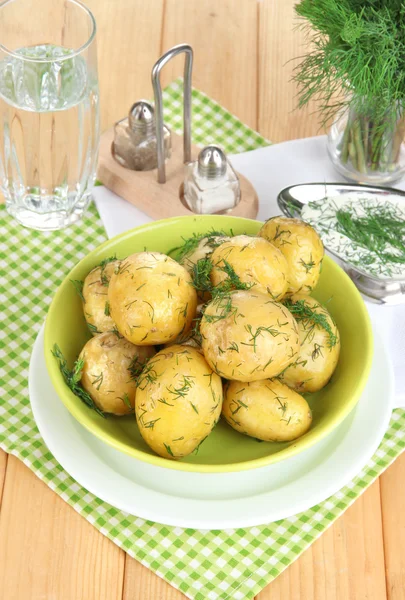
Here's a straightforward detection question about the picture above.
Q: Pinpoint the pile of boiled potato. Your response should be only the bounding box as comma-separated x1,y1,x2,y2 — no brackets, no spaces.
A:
73,217,340,460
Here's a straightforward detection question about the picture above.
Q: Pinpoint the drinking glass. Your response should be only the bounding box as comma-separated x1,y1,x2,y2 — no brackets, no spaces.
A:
0,0,100,230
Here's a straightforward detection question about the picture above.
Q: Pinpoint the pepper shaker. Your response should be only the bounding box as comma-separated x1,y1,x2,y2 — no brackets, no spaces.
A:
112,100,171,171
183,145,241,214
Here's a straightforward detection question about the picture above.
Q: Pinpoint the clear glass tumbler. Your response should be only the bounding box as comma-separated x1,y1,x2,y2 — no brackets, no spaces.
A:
0,0,100,230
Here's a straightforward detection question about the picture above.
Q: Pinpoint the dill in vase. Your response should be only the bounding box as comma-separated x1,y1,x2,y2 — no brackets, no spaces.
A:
294,0,405,184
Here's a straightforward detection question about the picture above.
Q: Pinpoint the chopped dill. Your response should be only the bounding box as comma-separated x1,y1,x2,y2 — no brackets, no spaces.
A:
335,204,405,265
127,355,144,380
299,254,316,273
99,255,117,269
215,260,253,294
284,298,337,348
143,300,155,323
87,322,101,335
168,229,229,262
111,326,122,338
203,293,238,324
70,279,85,303
119,392,133,410
312,343,324,360
51,344,105,418
166,375,195,400
104,301,110,316
115,261,130,275
136,357,159,390
191,257,213,294
241,324,284,352
164,443,174,457
91,372,104,390
99,255,117,286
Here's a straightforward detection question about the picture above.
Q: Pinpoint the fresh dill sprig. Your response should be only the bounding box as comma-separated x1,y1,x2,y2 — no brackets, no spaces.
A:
191,257,213,294
294,1,405,130
168,229,228,262
283,298,337,348
214,260,253,294
51,345,105,418
70,279,85,303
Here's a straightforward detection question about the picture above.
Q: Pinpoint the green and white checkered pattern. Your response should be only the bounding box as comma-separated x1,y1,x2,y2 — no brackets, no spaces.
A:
162,79,269,153
1,81,404,600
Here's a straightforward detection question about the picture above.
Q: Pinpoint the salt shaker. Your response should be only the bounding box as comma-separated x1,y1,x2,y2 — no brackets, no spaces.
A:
183,146,241,214
112,100,171,171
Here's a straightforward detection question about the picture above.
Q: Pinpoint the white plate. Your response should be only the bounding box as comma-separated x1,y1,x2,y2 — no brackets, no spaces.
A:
30,325,393,529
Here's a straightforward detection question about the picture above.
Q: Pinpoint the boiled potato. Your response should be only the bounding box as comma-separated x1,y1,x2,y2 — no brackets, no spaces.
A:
223,379,312,442
179,233,230,274
200,290,300,382
79,332,155,415
108,252,198,345
135,345,223,459
279,294,340,392
258,217,324,295
210,235,288,300
82,260,120,334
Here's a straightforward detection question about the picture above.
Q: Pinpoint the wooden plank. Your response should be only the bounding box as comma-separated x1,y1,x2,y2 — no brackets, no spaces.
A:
0,457,125,600
0,451,7,507
258,0,321,142
161,0,258,130
380,452,405,600
257,481,387,600
85,0,165,131
123,561,185,600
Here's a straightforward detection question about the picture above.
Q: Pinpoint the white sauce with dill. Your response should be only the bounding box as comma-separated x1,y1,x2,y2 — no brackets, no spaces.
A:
301,194,405,280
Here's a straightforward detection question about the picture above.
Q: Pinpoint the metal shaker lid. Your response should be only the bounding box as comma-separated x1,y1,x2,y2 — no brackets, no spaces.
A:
128,100,155,131
197,145,227,179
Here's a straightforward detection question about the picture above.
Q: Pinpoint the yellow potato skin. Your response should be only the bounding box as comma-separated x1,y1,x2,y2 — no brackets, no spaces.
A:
82,261,119,334
135,345,223,459
223,379,312,442
79,332,155,415
258,217,324,295
210,235,288,300
279,294,340,393
200,290,300,382
108,252,198,345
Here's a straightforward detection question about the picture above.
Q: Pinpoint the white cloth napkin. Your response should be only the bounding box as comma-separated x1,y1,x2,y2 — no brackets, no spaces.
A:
93,135,405,407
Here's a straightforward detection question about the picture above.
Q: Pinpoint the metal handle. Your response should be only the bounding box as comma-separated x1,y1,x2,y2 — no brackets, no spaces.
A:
152,43,193,183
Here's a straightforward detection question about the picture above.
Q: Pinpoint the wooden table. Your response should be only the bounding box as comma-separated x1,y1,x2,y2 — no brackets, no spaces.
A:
0,1,404,598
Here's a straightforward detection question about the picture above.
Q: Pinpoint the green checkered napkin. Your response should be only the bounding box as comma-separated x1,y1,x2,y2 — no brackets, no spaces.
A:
1,80,404,600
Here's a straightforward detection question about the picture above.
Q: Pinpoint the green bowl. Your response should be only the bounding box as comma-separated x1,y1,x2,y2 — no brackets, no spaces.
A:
44,215,373,473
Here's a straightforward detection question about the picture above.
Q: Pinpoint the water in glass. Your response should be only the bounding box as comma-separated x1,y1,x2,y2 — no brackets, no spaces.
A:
0,42,99,230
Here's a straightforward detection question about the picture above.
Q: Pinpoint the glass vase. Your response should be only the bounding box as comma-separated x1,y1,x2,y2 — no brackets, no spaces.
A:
327,102,405,185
